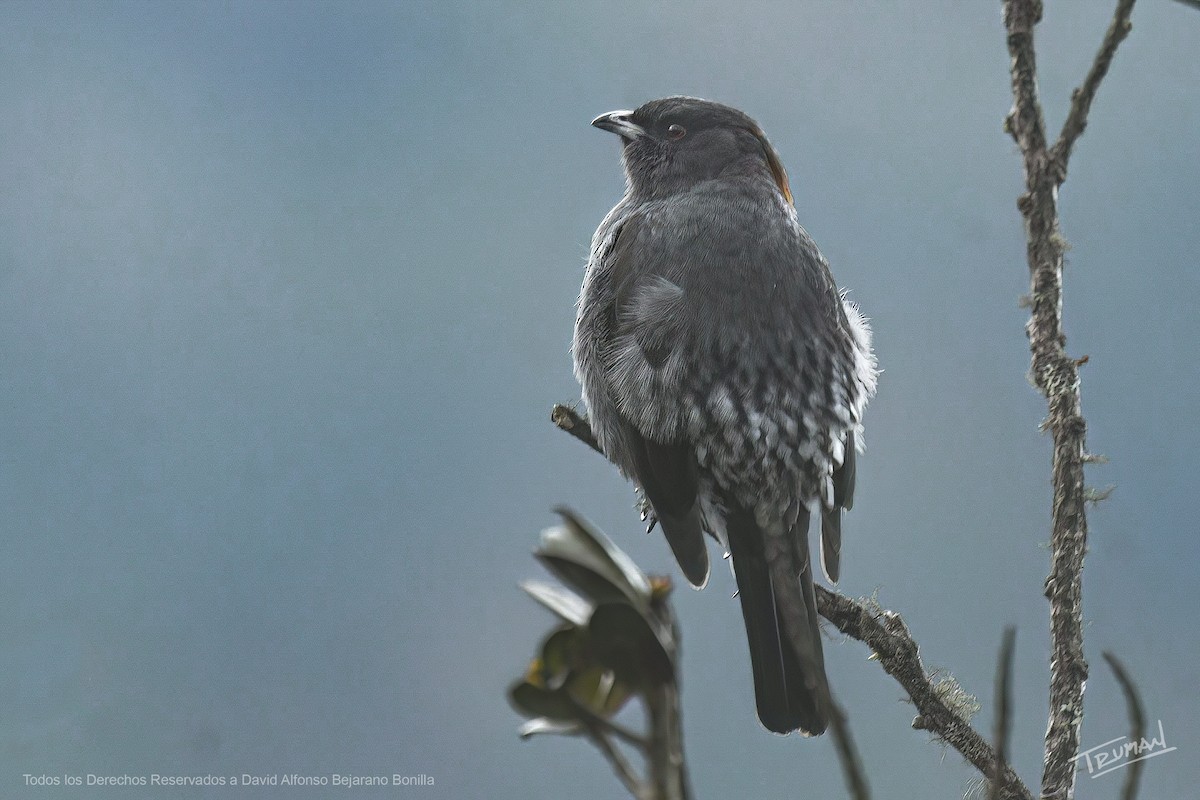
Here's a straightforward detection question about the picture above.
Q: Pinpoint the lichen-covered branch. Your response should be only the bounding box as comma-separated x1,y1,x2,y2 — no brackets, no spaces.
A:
814,587,1032,800
1001,1,1136,797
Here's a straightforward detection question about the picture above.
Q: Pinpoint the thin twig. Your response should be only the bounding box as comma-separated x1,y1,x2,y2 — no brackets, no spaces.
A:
989,628,1017,800
645,683,690,800
1102,652,1147,800
576,704,649,749
552,402,1031,800
1050,0,1136,179
825,694,872,800
585,724,648,800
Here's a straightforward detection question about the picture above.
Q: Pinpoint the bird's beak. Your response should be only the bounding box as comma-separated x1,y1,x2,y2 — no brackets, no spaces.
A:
591,110,645,141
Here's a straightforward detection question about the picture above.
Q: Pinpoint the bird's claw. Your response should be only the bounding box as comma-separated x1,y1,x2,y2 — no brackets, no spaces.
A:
637,495,658,533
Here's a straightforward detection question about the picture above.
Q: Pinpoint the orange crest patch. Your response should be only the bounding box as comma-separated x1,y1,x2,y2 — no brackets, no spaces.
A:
754,126,793,207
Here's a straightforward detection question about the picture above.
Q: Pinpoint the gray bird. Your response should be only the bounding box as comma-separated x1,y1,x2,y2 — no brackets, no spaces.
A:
573,96,877,735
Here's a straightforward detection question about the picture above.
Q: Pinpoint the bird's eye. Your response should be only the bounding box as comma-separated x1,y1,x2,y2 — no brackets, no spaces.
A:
666,124,687,141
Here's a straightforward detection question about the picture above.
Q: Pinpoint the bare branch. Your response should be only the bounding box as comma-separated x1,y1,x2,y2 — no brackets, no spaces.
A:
989,628,1017,800
584,724,648,800
1050,0,1137,179
1102,652,1147,800
576,705,649,749
552,404,601,454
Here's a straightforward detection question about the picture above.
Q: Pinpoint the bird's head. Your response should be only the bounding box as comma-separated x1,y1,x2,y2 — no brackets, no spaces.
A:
592,96,792,205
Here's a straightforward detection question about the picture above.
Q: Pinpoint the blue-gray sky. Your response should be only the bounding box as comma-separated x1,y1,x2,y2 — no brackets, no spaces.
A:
2,1,1197,798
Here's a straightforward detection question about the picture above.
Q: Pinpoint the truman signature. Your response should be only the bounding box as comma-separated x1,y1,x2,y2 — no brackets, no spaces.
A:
1074,720,1176,778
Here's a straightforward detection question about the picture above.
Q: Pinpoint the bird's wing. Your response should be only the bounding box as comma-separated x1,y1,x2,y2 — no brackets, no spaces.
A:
623,424,709,588
821,293,874,584
608,215,689,384
820,429,855,583
601,214,710,588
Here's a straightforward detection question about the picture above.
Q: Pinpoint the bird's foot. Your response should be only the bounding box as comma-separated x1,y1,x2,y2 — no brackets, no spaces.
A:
636,495,657,533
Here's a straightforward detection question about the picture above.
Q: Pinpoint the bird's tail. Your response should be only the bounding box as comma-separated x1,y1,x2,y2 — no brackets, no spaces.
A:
726,504,829,735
